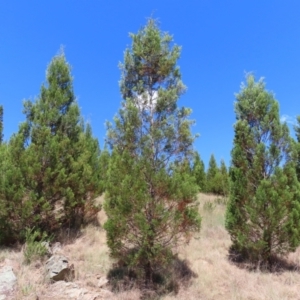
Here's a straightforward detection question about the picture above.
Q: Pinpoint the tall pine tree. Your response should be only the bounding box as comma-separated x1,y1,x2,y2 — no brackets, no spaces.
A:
206,154,218,193
217,159,229,196
294,116,300,181
192,151,206,192
104,19,201,284
0,105,3,144
225,75,300,265
0,52,101,242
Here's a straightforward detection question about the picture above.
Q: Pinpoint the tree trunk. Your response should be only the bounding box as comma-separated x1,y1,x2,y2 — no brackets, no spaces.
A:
144,260,153,285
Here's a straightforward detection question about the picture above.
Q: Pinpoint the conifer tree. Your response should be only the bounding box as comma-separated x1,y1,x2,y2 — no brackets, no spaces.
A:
0,125,27,243
98,148,110,193
218,159,230,196
0,53,101,242
104,19,201,284
0,105,3,144
294,116,300,181
205,155,229,195
206,154,218,193
0,106,9,242
192,151,206,192
225,75,300,265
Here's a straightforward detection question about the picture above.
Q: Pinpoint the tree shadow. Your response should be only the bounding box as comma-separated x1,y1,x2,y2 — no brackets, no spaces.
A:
54,227,84,246
106,255,197,299
228,246,300,273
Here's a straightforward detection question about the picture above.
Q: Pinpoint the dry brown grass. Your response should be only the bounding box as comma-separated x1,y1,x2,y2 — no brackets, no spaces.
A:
2,193,300,299
164,193,300,300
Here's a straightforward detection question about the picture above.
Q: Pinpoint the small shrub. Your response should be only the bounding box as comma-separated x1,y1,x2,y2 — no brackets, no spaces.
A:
23,227,52,265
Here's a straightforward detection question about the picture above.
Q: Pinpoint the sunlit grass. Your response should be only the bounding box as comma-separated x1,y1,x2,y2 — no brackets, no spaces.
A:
2,193,300,299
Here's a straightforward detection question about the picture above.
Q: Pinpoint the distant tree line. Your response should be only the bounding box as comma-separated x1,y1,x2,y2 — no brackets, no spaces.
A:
192,152,229,196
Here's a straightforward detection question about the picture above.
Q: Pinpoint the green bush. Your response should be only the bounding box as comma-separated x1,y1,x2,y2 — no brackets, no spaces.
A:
23,228,52,265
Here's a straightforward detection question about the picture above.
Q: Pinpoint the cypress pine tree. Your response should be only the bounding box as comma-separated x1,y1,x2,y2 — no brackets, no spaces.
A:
192,151,206,192
98,147,110,193
0,53,101,242
0,105,3,144
0,105,17,245
0,124,27,243
205,156,229,196
218,159,230,196
225,75,300,265
104,19,201,284
206,154,218,193
294,116,300,181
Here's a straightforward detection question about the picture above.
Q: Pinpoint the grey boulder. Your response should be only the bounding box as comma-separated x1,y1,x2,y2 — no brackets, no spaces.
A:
45,255,74,281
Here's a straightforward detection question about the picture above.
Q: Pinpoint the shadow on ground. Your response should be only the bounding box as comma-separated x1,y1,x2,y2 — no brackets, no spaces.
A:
228,246,300,273
107,256,197,299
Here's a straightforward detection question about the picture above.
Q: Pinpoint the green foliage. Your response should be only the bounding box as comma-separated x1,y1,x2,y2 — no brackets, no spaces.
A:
23,228,51,265
225,75,300,266
206,155,229,196
98,147,110,193
0,52,101,243
216,159,230,196
294,116,300,182
0,105,3,144
104,19,201,285
206,154,218,193
192,151,206,192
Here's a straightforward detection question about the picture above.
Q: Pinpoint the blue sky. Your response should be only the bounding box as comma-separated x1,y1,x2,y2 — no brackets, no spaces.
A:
1,1,299,168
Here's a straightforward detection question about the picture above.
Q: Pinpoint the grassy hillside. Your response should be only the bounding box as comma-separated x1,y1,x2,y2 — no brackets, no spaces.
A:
1,193,300,299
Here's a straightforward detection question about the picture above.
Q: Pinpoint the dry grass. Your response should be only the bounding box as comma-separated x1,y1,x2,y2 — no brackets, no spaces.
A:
2,193,300,299
164,193,300,300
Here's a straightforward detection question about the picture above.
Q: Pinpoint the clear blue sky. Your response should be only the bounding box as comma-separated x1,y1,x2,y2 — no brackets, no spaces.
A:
1,1,299,168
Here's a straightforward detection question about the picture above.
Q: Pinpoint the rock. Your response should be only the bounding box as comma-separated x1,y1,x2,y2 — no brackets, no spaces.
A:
40,241,62,256
45,255,75,281
40,281,111,300
51,242,62,254
97,276,108,288
41,241,52,255
0,265,17,299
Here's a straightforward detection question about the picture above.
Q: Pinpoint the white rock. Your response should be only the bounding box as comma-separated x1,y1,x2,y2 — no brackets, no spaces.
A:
97,276,108,288
0,265,17,299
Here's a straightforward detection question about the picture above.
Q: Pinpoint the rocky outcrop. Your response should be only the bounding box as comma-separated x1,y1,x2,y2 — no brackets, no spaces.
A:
45,255,74,281
0,265,17,300
40,281,113,300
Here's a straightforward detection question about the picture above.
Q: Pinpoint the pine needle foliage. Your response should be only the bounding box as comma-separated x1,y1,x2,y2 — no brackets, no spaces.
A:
294,116,300,182
205,155,229,196
217,159,230,196
225,75,300,266
104,19,201,284
0,53,101,243
0,105,3,144
192,151,206,192
206,154,218,193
